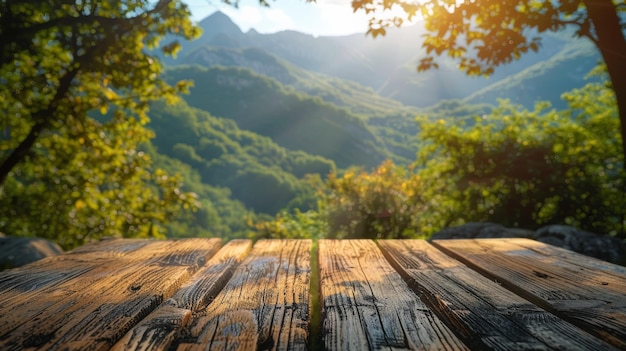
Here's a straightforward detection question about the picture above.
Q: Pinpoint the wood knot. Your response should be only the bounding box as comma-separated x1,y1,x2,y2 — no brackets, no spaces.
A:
532,270,549,278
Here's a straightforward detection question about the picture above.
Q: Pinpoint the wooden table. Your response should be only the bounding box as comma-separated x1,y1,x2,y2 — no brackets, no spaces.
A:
0,238,625,351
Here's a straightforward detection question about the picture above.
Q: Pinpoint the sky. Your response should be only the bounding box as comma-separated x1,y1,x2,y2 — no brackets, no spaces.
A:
183,0,378,37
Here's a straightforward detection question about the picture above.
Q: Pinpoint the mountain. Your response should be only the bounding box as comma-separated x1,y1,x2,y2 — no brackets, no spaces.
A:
179,46,414,118
197,11,242,38
163,65,391,169
463,37,600,109
165,11,601,109
167,12,424,99
148,99,334,214
144,11,605,239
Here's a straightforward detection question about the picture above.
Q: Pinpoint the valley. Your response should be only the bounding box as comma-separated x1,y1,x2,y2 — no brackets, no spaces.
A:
147,11,602,238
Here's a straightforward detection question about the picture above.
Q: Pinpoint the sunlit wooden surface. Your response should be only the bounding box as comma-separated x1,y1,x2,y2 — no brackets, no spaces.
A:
0,238,625,350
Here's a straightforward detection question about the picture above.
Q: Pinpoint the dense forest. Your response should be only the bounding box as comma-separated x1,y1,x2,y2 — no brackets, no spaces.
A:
1,1,624,249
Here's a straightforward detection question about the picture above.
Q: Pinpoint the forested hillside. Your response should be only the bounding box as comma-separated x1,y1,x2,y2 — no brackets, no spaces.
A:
462,37,601,109
180,46,413,118
148,100,332,215
141,11,608,241
161,65,391,168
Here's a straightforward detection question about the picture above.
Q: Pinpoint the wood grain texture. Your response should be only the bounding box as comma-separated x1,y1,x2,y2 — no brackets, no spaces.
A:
434,238,626,349
1,238,625,351
0,238,221,351
319,239,467,351
110,240,251,351
379,240,615,350
170,239,253,311
0,239,152,307
500,238,626,278
177,239,311,351
110,304,192,351
0,238,161,347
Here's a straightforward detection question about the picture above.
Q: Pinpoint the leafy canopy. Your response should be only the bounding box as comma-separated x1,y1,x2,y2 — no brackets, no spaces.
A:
257,78,625,239
350,0,626,173
417,78,624,236
0,113,199,248
0,0,202,248
352,0,625,75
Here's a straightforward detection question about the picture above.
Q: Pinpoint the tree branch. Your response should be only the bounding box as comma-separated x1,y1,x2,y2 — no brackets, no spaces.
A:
0,67,80,186
0,0,174,66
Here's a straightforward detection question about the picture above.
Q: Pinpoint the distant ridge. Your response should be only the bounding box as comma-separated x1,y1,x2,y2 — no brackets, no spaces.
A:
199,11,242,36
174,12,600,109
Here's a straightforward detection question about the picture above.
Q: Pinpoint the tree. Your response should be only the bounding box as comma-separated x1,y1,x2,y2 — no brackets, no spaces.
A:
319,161,426,239
351,0,626,165
0,0,202,247
416,77,625,236
0,0,200,184
0,113,199,248
255,78,625,239
253,208,328,239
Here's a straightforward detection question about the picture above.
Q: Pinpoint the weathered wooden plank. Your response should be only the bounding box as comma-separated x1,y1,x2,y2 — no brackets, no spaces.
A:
319,239,468,351
0,239,153,305
68,238,155,256
110,303,192,351
111,240,252,351
0,238,222,351
170,239,252,311
433,238,626,349
0,239,163,340
379,240,615,350
177,239,311,351
501,238,626,278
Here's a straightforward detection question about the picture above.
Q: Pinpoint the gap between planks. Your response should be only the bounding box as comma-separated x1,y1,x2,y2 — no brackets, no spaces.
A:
318,239,467,350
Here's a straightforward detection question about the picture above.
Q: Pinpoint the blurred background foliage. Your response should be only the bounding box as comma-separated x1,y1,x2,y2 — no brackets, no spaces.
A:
257,76,626,240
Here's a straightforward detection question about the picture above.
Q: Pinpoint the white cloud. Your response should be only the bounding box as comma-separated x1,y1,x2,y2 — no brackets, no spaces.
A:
233,6,264,26
316,0,353,6
219,6,261,30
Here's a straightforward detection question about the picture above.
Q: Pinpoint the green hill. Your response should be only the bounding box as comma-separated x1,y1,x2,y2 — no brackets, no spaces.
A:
148,99,335,215
143,12,606,241
181,46,415,118
463,38,599,109
163,65,391,169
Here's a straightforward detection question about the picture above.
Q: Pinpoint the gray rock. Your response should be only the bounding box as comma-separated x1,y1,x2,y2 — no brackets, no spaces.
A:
534,225,626,265
430,222,534,240
0,236,63,269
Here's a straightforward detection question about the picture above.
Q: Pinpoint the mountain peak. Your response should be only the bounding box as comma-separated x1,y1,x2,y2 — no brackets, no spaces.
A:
199,11,242,36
